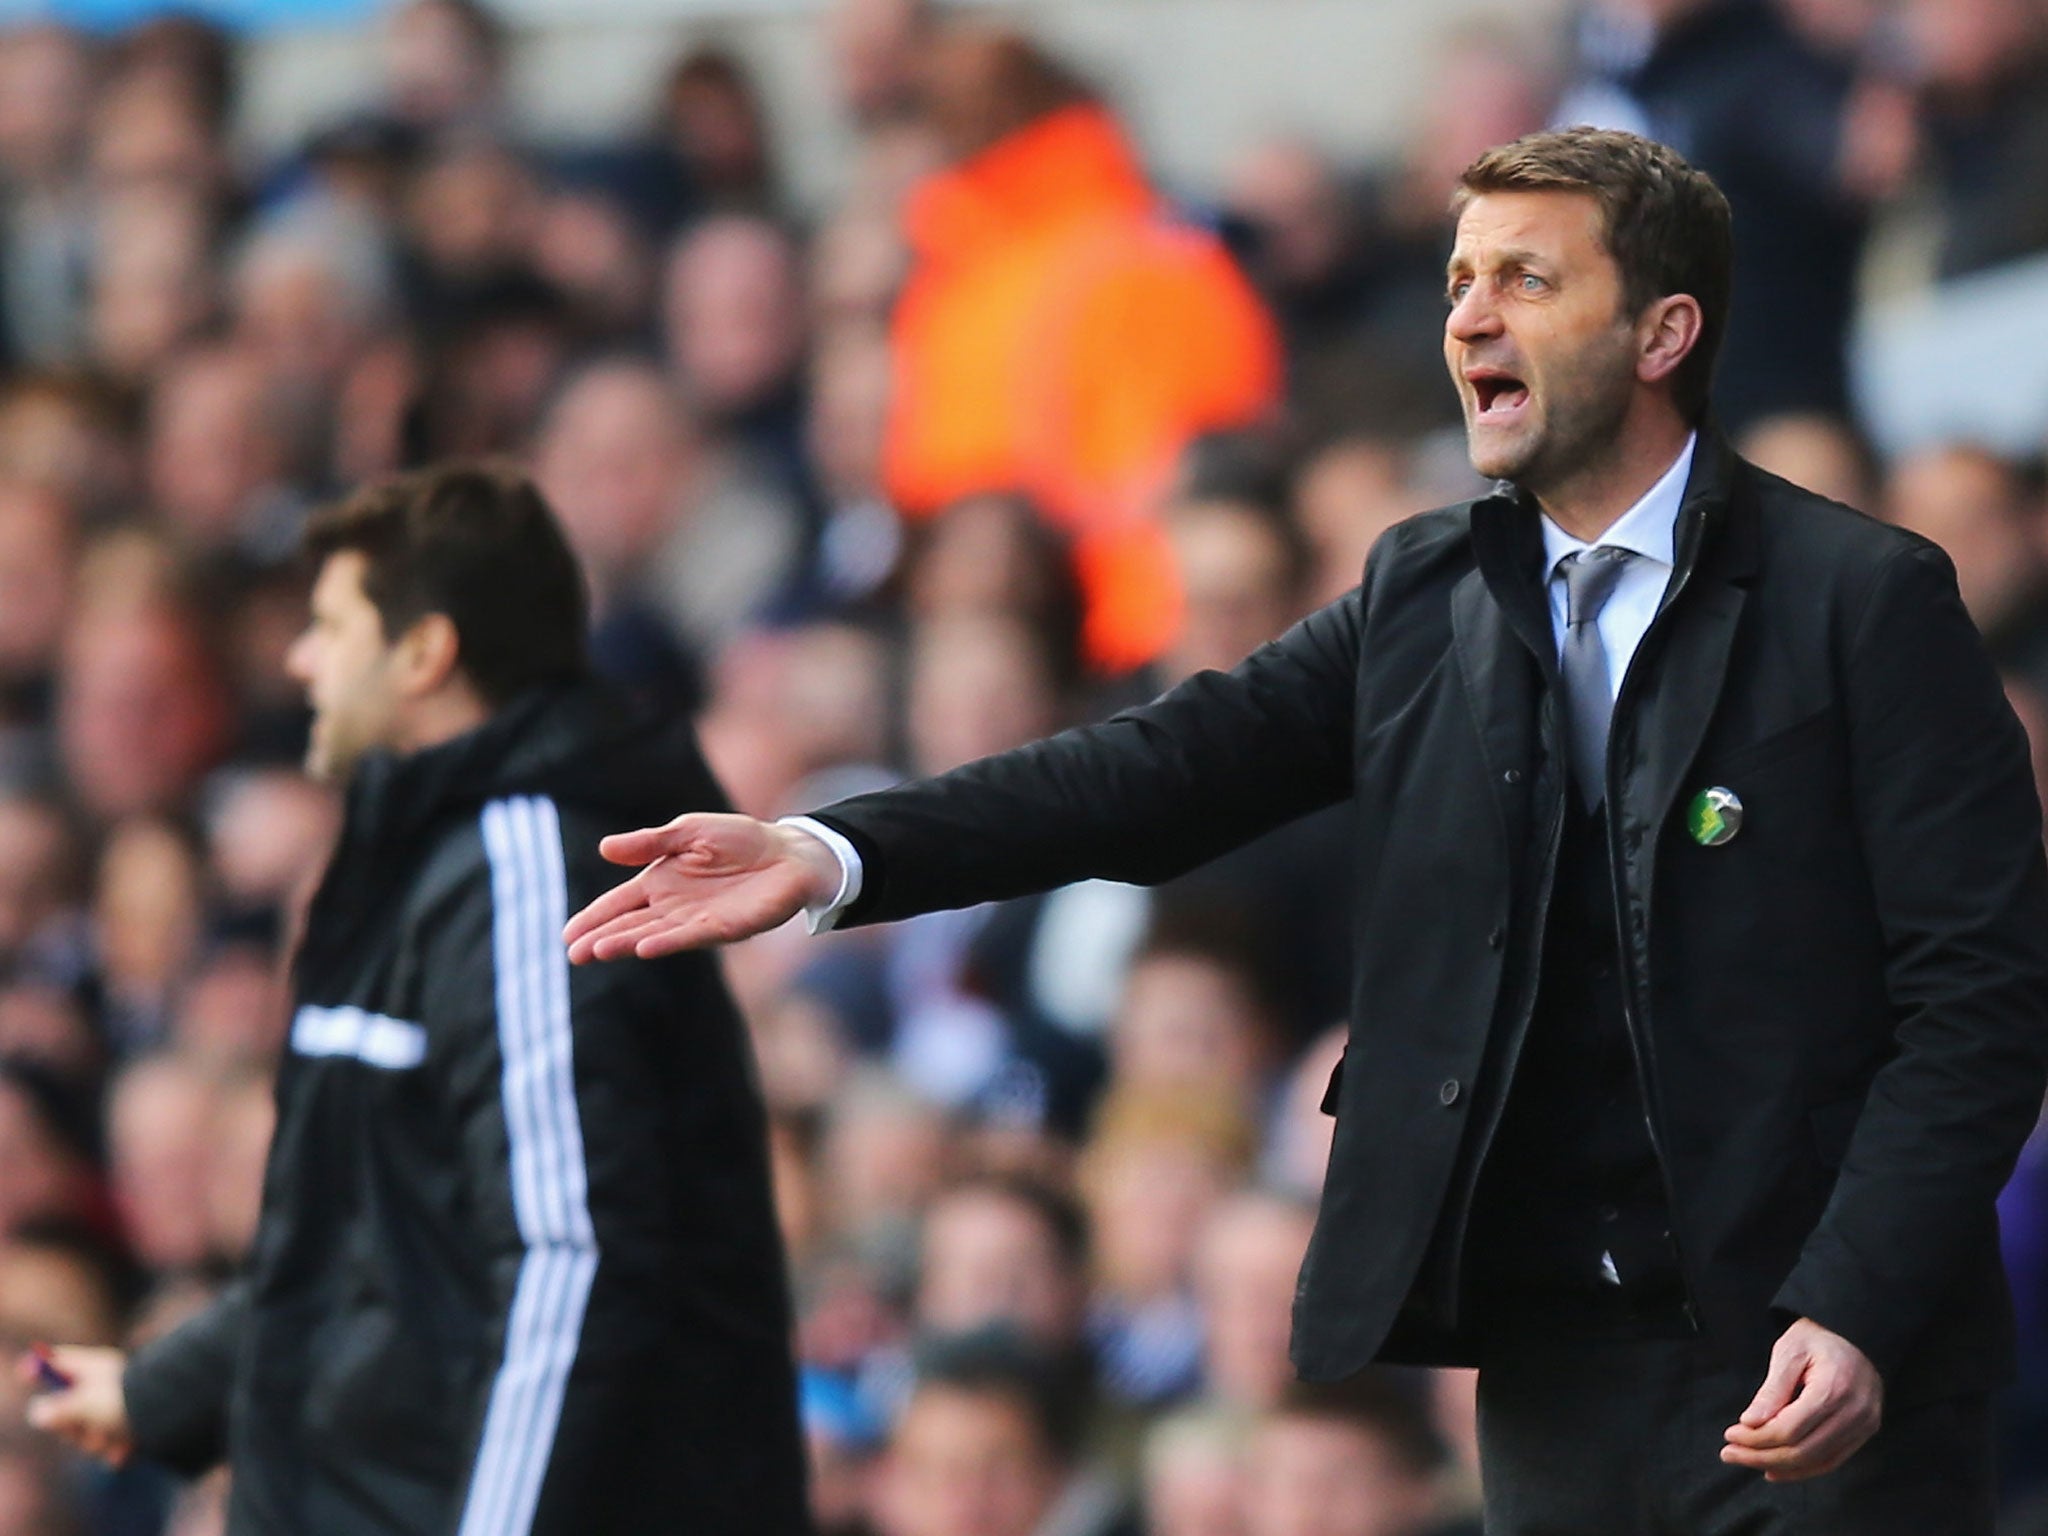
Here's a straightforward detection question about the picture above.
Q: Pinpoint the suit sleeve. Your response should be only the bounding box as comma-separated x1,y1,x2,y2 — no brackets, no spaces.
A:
426,794,807,1536
123,1281,248,1476
816,586,1364,925
1772,542,2048,1378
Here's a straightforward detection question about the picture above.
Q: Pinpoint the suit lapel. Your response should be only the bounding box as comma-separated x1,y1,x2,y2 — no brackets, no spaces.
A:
1618,434,1759,898
1453,493,1554,854
1621,582,1746,862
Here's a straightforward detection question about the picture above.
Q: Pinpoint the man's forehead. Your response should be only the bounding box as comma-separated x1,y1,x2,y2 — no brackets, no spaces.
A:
311,548,372,606
1448,188,1606,265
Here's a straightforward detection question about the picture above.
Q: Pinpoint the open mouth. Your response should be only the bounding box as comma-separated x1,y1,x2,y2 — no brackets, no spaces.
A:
1469,371,1530,419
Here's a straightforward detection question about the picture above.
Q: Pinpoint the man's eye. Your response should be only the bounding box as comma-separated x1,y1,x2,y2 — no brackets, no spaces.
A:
1520,273,1547,292
1447,281,1471,305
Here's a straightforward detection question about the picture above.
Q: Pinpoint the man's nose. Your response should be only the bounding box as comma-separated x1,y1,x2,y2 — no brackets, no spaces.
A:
1446,285,1502,343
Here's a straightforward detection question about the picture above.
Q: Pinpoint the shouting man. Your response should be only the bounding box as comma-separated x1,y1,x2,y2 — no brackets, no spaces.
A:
567,129,2048,1531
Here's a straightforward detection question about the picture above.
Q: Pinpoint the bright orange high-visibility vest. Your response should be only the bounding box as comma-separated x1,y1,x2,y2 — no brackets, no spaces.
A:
885,104,1283,672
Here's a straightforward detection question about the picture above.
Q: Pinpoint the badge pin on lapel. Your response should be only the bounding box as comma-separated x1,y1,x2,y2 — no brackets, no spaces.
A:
1687,786,1743,846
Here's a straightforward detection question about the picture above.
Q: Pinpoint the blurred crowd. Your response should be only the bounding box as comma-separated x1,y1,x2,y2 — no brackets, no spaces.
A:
1,0,2048,1531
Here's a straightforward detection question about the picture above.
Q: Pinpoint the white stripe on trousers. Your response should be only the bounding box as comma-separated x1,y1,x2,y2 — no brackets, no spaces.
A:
458,796,598,1536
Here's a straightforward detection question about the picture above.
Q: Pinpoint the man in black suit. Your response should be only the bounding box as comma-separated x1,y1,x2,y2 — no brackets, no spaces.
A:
567,128,2048,1531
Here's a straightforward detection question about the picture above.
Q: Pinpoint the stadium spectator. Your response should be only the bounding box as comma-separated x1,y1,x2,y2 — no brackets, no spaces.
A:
90,821,205,1052
914,1175,1090,1358
1884,444,2048,649
1903,0,2048,280
143,345,300,559
54,594,231,827
828,0,936,131
1190,1192,1316,1411
378,0,506,143
103,1055,220,1277
1261,1025,1347,1197
0,24,98,368
656,46,780,215
819,1068,953,1253
531,354,712,696
1107,925,1279,1116
164,950,285,1075
1241,1379,1458,1536
1289,435,1418,610
883,24,1282,671
1160,491,1311,685
85,191,216,389
0,795,81,973
0,1066,98,1242
1141,1405,1249,1536
1079,1088,1254,1406
0,986,98,1084
877,1328,1135,1536
1732,412,1876,512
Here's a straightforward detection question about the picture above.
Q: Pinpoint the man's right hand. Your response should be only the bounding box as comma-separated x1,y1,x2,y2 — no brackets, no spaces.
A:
564,812,844,963
22,1346,132,1467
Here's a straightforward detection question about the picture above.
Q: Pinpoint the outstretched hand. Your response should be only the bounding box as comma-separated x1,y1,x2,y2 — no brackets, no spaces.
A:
563,812,844,963
1722,1317,1883,1482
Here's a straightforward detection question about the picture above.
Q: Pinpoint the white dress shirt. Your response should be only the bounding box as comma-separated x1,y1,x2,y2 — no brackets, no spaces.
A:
780,813,863,933
1538,432,1696,695
789,433,1700,935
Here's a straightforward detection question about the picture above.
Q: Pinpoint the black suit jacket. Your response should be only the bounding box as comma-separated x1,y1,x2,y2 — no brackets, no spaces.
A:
817,434,2048,1402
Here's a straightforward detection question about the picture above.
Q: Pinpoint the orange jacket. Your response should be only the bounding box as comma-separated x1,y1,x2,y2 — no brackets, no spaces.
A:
885,104,1283,671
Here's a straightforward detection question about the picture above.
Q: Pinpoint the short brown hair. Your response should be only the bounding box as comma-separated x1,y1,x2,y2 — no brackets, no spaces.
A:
1456,127,1734,421
303,462,587,706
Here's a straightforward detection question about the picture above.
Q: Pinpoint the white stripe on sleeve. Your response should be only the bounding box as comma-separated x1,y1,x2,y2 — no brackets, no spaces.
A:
458,796,599,1536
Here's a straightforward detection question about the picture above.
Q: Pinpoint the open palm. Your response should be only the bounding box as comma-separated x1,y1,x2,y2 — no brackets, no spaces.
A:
563,813,839,963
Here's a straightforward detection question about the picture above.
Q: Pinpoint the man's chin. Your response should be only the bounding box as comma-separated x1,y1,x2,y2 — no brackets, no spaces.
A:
1464,422,1540,484
302,739,348,787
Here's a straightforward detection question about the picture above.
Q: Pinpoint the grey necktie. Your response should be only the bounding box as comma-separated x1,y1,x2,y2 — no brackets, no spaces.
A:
1558,547,1637,810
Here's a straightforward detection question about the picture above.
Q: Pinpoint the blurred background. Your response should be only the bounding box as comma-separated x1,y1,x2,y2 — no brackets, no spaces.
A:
0,0,2046,1532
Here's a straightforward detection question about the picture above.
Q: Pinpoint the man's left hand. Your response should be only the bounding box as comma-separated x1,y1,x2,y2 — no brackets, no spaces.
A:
1721,1317,1883,1481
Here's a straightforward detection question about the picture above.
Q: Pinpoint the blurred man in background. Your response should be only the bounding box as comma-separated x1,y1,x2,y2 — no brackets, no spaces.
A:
26,464,808,1535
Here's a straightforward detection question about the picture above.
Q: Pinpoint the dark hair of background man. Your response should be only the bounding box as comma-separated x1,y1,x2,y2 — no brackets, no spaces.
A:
301,462,590,707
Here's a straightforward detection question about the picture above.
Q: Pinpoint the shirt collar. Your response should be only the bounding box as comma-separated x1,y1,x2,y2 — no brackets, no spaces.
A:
1539,431,1697,582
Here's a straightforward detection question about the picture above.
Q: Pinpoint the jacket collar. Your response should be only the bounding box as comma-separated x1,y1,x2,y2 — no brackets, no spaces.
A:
1469,418,1756,637
1667,422,1758,593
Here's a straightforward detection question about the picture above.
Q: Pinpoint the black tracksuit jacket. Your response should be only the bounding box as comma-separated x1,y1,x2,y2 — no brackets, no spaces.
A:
122,685,811,1536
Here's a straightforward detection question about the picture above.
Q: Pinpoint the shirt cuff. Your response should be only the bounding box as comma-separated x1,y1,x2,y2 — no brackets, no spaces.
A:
777,815,864,935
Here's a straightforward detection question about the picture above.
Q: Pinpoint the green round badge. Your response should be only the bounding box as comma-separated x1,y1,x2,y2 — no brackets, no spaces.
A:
1687,786,1744,846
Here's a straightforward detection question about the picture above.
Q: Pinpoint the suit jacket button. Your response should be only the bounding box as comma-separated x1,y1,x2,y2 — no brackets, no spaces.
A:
1502,769,1524,785
1438,1078,1462,1106
1487,926,1505,950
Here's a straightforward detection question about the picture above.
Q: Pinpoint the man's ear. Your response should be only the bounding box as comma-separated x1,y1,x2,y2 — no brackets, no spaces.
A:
393,612,463,699
1637,293,1703,388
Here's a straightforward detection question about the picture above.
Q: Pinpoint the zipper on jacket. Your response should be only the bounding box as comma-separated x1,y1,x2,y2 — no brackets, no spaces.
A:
1601,559,1702,1330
